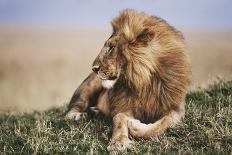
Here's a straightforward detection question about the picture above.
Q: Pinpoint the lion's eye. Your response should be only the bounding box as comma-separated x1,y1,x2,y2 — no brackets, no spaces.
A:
107,46,114,54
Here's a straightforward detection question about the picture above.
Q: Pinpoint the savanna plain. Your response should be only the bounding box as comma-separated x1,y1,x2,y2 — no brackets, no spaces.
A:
0,27,231,154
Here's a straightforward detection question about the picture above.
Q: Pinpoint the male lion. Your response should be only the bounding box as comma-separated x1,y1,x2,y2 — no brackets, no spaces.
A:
66,10,191,152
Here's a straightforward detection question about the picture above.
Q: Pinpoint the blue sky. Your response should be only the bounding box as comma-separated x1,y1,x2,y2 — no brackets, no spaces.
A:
0,0,231,30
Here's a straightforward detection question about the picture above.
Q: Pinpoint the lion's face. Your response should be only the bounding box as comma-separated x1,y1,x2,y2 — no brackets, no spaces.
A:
92,34,124,88
92,10,159,89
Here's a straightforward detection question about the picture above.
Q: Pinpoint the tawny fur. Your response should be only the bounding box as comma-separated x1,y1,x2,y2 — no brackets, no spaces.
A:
66,10,191,152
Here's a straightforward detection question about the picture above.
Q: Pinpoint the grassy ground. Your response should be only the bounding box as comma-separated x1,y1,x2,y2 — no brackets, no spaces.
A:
0,80,231,154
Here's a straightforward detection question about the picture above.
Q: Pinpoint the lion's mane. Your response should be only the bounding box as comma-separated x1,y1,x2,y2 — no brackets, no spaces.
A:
109,10,191,123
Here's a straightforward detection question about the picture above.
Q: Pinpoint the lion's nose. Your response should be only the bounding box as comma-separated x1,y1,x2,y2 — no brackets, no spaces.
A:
92,65,100,73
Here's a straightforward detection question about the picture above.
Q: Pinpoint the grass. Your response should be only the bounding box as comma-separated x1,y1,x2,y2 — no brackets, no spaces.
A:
0,80,231,154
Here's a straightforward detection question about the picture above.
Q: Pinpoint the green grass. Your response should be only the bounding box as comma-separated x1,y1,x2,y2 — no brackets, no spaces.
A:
0,80,231,154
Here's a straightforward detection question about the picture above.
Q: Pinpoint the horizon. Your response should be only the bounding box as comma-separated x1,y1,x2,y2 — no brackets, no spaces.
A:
0,0,231,30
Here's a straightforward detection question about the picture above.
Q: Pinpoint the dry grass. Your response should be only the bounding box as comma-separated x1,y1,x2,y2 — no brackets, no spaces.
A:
0,80,231,154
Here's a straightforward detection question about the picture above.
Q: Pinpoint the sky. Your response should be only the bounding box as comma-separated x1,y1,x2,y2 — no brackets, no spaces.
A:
0,0,231,30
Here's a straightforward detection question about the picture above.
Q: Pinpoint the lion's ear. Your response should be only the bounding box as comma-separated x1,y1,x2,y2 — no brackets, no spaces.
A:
136,28,154,43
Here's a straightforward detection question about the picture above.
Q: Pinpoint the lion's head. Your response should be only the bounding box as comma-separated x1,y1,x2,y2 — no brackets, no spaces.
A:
92,10,189,91
92,10,157,89
92,33,123,88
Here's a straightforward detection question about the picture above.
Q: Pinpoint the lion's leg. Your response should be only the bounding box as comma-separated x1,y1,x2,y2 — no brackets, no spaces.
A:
107,112,134,152
128,110,184,138
89,89,110,116
66,72,102,121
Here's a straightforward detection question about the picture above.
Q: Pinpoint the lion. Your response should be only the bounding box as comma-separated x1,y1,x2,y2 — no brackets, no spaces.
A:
65,10,191,152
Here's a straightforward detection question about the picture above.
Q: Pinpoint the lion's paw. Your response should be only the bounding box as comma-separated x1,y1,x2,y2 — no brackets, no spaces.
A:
89,106,100,114
65,109,87,121
107,136,133,153
128,119,148,137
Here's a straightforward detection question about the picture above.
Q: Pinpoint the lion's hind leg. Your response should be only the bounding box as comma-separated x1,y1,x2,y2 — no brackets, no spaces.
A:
65,108,87,121
128,110,184,138
65,72,102,121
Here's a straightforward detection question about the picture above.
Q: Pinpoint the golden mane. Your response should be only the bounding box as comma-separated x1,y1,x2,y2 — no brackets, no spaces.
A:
110,10,191,121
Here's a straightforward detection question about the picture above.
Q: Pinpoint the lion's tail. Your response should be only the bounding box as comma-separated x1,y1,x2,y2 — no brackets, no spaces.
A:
128,110,184,138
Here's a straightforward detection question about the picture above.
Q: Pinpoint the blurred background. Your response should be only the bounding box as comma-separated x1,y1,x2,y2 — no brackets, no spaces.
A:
0,0,231,113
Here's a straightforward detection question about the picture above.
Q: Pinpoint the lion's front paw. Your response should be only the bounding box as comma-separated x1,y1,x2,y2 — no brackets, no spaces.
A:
65,109,87,121
107,136,133,153
128,119,148,137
